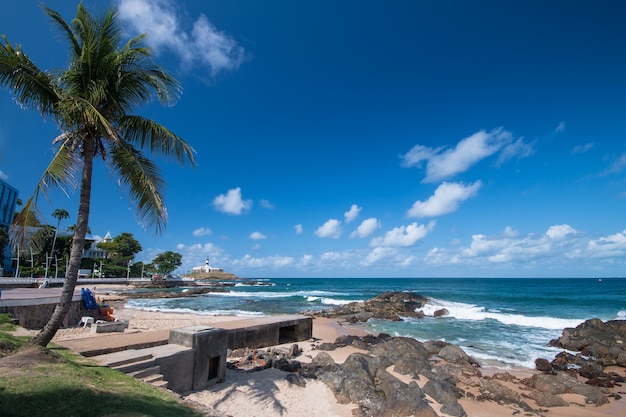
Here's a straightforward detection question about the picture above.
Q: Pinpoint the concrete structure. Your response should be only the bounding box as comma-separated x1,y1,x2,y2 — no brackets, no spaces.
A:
57,315,313,394
0,287,90,328
169,326,228,390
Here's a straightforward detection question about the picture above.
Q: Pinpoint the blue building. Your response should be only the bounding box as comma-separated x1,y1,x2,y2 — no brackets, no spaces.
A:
0,179,19,276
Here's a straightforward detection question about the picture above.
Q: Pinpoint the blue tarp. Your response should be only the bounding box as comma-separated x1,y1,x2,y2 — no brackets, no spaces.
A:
81,288,98,310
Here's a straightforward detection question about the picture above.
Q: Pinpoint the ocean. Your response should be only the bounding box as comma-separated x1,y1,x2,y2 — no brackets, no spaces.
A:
124,277,626,369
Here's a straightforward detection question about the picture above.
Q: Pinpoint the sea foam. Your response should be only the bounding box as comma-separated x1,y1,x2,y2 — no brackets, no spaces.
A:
421,298,584,330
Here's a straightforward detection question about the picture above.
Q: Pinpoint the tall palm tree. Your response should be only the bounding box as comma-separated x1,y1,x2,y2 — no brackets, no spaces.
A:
46,208,69,278
0,2,195,346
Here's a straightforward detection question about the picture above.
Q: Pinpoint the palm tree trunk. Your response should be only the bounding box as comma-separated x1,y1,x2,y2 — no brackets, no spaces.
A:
30,138,95,347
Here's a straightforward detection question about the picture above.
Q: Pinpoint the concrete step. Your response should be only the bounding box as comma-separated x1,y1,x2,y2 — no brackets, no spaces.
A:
112,357,157,374
92,348,155,367
151,379,169,389
128,365,162,379
103,353,154,368
142,373,165,384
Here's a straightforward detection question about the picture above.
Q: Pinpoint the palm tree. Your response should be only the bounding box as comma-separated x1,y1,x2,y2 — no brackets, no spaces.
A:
46,208,69,278
0,3,195,346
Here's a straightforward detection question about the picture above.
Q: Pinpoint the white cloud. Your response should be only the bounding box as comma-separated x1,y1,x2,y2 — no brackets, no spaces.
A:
232,254,294,268
555,121,566,133
250,231,267,240
344,204,361,223
587,230,626,258
503,226,518,238
497,137,535,166
401,128,533,183
294,224,303,234
546,224,576,240
350,217,381,238
213,187,252,215
192,227,213,237
571,143,594,154
363,247,397,265
0,170,7,180
321,251,343,261
407,181,482,218
118,0,246,76
260,199,275,209
426,224,582,267
174,242,225,269
601,153,626,176
299,254,313,266
315,219,342,239
400,144,442,168
370,221,435,247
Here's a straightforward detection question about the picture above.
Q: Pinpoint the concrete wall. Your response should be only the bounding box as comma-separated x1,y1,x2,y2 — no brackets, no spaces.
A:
0,300,89,329
227,317,312,349
155,349,196,393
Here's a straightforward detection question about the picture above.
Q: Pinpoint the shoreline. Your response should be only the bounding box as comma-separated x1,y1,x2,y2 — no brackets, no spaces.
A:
14,285,624,417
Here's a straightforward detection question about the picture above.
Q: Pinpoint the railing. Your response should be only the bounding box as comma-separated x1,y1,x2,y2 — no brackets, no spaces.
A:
0,277,195,286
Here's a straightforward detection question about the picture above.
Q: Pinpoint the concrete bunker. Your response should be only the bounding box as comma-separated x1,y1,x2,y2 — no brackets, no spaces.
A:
169,326,228,391
278,324,299,344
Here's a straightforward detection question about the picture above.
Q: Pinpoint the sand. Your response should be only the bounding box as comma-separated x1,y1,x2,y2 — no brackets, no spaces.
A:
14,287,625,417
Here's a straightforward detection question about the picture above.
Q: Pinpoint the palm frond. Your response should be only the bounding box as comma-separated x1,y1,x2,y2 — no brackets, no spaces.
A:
0,35,59,117
10,197,44,250
108,143,168,234
41,5,81,57
120,115,196,166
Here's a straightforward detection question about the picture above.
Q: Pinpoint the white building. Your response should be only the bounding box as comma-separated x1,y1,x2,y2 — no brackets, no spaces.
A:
192,257,223,273
82,231,112,259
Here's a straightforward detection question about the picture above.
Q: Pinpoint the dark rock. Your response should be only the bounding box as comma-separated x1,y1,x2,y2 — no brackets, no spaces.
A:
535,358,552,372
285,373,307,387
433,308,449,317
524,391,570,408
288,343,300,358
315,342,337,351
522,372,610,406
586,376,614,388
478,379,535,413
423,379,463,408
578,363,603,379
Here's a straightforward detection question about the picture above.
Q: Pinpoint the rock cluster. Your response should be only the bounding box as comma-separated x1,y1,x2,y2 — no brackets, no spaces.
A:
531,318,626,390
301,291,431,322
226,331,625,417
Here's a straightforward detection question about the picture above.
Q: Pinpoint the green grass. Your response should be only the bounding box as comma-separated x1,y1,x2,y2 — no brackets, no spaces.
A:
0,314,202,417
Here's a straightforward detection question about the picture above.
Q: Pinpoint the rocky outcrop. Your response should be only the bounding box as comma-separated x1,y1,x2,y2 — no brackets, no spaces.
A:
227,329,626,416
530,318,626,391
549,318,626,366
301,291,429,322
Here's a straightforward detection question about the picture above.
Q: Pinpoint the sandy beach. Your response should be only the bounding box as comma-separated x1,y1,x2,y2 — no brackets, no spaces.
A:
14,288,625,417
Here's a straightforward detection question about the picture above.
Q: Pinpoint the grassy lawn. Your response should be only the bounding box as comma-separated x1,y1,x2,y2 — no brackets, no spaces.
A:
0,314,202,417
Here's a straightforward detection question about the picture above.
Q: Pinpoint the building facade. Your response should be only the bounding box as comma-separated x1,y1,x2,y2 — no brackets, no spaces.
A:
0,179,19,275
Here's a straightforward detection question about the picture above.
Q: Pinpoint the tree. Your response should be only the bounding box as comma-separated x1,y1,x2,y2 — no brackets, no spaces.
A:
46,208,69,278
97,232,142,277
0,3,195,346
152,251,182,275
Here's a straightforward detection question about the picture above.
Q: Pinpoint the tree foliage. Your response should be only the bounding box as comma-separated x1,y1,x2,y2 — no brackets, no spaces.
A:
152,251,182,274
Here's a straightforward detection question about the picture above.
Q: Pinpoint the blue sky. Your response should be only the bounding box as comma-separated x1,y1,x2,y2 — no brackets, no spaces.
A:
1,0,626,278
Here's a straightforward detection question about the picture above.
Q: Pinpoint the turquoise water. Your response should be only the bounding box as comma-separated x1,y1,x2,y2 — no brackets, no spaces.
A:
125,277,626,369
